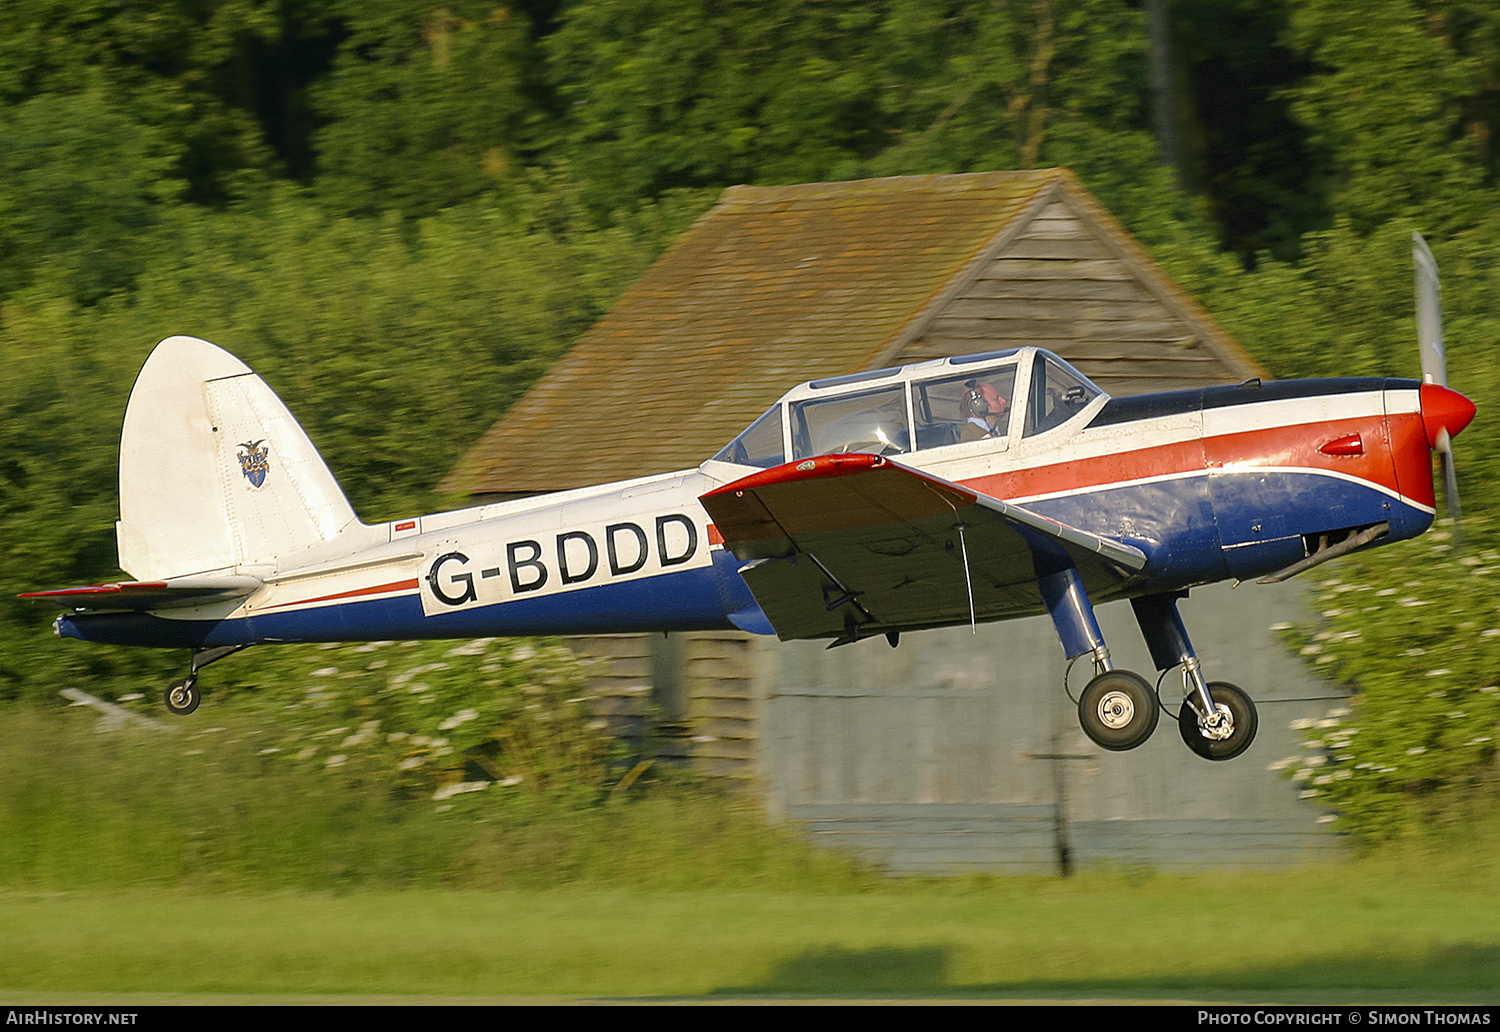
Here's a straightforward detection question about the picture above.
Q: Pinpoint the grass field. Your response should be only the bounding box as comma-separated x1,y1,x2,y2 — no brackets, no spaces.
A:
2,705,1498,1003
2,866,1498,1003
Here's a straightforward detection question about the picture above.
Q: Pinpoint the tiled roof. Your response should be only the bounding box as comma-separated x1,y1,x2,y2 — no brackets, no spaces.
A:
443,169,1247,496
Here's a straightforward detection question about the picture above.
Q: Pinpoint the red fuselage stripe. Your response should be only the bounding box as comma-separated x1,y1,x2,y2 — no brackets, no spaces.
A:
263,578,420,612
963,412,1428,508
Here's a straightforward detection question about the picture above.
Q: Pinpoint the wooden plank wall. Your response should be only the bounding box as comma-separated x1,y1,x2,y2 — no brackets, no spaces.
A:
566,630,759,783
904,200,1238,397
567,633,654,745
684,630,759,782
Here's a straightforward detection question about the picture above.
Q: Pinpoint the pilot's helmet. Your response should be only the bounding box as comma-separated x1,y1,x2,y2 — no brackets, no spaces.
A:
962,379,1007,421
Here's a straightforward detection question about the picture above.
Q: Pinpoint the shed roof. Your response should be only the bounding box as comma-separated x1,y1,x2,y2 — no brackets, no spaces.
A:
444,168,1265,497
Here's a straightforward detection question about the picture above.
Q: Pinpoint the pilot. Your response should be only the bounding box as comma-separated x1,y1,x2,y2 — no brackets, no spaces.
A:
960,379,1008,441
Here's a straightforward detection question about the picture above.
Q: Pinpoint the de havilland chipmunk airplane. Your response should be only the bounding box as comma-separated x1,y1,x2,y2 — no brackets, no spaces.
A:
22,237,1476,761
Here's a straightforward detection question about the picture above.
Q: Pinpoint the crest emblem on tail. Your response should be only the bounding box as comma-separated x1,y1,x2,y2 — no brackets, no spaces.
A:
237,440,270,488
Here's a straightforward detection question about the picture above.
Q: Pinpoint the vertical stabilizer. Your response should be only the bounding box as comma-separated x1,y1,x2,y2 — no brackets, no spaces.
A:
116,336,364,579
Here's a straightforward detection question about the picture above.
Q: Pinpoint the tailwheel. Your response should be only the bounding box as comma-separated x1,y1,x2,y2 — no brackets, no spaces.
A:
164,676,200,716
1178,681,1257,761
1078,670,1159,752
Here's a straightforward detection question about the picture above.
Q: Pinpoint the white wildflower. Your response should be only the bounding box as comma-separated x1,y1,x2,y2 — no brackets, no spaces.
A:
433,780,489,801
438,708,479,731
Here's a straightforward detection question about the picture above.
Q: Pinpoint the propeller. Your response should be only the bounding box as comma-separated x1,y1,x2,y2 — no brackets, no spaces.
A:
1413,232,1465,529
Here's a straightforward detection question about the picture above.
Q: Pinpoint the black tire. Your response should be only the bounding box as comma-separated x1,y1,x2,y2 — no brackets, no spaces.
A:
1078,670,1159,751
164,678,200,716
1178,681,1257,761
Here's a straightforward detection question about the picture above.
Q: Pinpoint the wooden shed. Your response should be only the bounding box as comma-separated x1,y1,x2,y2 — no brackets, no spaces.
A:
446,169,1348,873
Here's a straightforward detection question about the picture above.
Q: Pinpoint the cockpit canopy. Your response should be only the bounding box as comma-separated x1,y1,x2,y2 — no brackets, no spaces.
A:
712,348,1104,469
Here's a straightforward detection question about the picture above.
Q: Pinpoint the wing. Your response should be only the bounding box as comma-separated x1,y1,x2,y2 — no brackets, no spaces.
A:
19,575,262,611
699,454,1146,643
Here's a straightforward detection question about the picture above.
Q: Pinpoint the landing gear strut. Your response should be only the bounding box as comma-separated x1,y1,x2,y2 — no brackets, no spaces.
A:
162,644,250,716
1132,593,1257,762
1045,566,1162,753
1046,573,1258,760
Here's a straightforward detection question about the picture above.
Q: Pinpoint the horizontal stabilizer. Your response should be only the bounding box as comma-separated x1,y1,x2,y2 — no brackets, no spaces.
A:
20,574,262,611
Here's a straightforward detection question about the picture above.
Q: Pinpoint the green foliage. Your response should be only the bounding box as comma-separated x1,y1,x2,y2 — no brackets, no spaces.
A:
0,90,181,302
208,636,616,804
544,0,887,210
0,705,473,890
1277,528,1500,841
0,0,295,203
1284,0,1497,238
544,0,1159,216
0,701,872,892
311,1,536,217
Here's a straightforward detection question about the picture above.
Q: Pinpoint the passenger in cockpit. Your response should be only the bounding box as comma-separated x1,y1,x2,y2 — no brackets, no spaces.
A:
961,379,1008,441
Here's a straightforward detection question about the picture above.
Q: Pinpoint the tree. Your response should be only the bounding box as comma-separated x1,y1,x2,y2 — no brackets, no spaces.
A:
1285,0,1496,238
310,1,539,217
0,91,181,302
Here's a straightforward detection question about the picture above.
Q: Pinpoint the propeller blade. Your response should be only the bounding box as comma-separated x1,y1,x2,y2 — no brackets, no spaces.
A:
1414,233,1466,537
1413,231,1446,386
1438,432,1462,524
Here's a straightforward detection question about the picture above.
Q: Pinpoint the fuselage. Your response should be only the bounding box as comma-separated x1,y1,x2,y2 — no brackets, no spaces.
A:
56,348,1462,649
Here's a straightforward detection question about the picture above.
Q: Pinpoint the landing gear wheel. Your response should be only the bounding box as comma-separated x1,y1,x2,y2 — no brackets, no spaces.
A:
164,677,200,716
1078,670,1159,751
1178,681,1257,761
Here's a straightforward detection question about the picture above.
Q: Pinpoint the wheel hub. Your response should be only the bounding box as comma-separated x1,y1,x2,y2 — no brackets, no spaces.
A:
1195,702,1235,741
1096,689,1136,729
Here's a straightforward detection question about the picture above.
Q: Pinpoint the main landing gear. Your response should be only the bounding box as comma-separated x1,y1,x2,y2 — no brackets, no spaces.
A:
162,645,250,716
1045,570,1257,761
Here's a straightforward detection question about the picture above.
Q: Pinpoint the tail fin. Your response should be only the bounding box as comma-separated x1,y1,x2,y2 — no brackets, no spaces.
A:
116,336,368,579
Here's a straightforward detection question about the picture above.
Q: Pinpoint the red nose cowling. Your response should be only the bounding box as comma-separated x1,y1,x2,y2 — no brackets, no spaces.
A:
1419,383,1477,448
